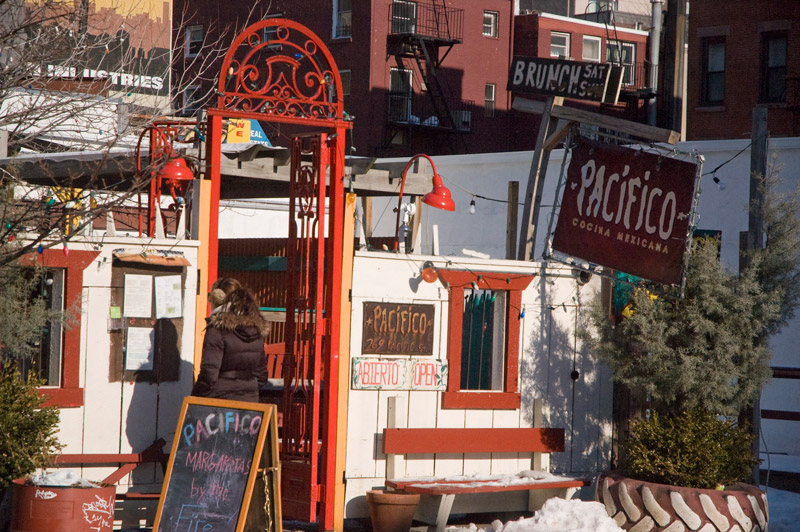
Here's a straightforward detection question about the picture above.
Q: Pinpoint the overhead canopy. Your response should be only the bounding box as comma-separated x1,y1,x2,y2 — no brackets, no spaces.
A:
0,143,437,199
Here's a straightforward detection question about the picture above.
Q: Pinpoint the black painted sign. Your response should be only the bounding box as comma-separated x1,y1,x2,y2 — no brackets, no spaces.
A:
153,398,280,532
507,56,612,102
362,302,435,355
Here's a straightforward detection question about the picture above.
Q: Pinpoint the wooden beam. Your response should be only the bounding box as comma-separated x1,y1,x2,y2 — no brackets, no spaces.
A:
512,97,680,145
383,427,566,454
506,181,519,260
518,95,562,261
543,121,574,151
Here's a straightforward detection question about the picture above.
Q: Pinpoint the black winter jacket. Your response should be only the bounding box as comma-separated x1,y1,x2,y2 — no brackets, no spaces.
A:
191,311,269,402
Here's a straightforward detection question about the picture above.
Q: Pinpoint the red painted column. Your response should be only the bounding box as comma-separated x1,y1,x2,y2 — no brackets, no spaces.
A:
320,127,346,531
206,112,222,290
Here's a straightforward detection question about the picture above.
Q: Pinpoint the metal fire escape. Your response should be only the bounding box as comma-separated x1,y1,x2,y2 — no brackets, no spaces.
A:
384,1,467,153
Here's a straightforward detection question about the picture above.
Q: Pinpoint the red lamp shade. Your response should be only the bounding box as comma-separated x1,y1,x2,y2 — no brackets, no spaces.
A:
158,157,193,183
422,174,455,211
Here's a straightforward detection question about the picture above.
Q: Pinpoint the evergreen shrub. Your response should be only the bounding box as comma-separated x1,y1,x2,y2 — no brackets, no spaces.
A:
622,409,758,489
0,366,62,488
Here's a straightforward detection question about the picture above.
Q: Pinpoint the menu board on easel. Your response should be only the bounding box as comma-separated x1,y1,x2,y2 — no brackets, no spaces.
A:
153,397,281,532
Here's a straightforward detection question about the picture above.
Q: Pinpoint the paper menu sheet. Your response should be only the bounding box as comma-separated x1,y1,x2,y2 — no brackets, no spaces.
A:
155,275,183,319
123,274,152,317
125,327,154,370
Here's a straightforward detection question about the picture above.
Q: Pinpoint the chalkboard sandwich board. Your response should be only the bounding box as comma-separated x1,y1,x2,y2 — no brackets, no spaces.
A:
153,397,281,532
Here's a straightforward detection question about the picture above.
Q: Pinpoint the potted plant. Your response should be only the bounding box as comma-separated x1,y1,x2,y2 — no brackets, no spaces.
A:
584,179,800,531
0,367,63,532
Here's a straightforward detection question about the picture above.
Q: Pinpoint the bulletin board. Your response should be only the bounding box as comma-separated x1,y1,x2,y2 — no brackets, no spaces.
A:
109,255,188,383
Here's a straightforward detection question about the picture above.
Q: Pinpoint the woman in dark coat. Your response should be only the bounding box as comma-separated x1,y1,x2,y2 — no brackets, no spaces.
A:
191,281,269,402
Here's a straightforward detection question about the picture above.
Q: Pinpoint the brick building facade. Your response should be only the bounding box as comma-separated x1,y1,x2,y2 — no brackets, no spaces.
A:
686,1,800,139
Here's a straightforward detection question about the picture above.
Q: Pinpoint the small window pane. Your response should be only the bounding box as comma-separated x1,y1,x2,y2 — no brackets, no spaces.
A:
483,11,498,38
583,36,601,62
708,42,725,72
551,32,569,58
461,289,506,391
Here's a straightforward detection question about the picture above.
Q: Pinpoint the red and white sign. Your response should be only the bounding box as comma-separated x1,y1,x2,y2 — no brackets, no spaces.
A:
351,357,447,390
552,137,700,286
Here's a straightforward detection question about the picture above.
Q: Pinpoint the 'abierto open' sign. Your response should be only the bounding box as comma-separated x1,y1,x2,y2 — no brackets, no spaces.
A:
351,357,448,390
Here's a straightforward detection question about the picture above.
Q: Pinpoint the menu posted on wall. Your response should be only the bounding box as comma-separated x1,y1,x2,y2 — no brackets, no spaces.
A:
153,398,281,532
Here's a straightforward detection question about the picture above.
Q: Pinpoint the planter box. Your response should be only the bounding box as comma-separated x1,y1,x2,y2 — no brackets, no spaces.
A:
10,479,116,532
595,471,768,532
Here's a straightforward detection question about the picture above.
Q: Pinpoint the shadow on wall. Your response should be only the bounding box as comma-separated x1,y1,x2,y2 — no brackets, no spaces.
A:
120,319,194,527
519,275,612,476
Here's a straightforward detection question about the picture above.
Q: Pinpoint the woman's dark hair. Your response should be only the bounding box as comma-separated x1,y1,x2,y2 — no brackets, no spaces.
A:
225,288,262,317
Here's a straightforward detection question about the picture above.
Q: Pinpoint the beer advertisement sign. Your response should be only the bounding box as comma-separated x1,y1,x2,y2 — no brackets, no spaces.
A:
551,137,700,286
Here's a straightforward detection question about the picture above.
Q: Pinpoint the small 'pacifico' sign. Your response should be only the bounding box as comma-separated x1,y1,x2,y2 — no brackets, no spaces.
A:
361,302,434,355
552,137,701,286
153,398,280,532
506,56,612,101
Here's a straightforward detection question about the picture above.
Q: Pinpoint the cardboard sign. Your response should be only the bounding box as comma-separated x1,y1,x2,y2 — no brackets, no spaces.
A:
507,56,612,102
153,398,281,532
551,137,700,286
362,302,434,355
351,357,447,390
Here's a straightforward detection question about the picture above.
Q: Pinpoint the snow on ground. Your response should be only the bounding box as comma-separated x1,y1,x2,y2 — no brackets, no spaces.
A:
762,486,800,532
444,488,800,532
447,498,623,532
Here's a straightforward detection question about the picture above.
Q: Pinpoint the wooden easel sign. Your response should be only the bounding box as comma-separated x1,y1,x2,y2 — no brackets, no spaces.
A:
153,397,281,532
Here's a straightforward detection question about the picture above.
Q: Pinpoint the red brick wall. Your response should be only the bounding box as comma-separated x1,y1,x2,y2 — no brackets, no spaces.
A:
686,1,800,139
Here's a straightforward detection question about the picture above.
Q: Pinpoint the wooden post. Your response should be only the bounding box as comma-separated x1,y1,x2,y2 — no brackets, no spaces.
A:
518,96,563,261
747,106,768,484
506,181,519,260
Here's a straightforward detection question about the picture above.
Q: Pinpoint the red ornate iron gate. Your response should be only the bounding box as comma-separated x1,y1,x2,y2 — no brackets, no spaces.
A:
206,18,349,531
281,133,329,520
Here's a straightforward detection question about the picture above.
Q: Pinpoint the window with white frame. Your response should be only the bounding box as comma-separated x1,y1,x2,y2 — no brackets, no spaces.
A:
484,83,496,118
334,0,352,38
185,25,203,58
391,0,417,34
483,11,499,38
551,32,570,58
607,40,635,85
582,35,601,62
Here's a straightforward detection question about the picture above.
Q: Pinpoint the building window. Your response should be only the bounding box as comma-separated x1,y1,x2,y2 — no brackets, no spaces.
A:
484,83,496,118
761,32,787,103
185,25,203,58
438,270,534,410
10,268,65,387
582,36,601,62
551,32,570,58
339,69,351,114
391,0,417,34
388,67,412,122
182,85,201,117
607,40,635,85
701,37,725,105
17,250,98,408
334,0,352,38
483,11,499,38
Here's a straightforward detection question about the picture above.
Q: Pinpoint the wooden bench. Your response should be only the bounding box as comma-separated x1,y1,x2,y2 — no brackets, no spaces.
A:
383,427,591,532
53,438,167,500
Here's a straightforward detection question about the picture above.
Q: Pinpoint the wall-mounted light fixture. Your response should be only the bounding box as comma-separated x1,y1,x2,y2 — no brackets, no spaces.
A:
420,260,438,283
394,154,455,251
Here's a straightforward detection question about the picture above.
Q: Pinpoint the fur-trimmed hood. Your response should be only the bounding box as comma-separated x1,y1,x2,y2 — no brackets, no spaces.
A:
206,311,270,340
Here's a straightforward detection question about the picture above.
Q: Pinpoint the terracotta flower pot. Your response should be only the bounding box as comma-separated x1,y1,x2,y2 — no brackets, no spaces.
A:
595,471,768,532
10,478,116,532
366,490,420,532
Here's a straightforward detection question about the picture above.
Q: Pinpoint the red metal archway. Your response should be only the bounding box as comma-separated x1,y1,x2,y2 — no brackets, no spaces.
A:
206,19,351,531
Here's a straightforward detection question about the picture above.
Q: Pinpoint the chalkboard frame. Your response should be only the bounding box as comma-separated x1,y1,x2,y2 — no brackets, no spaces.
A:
152,397,281,532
